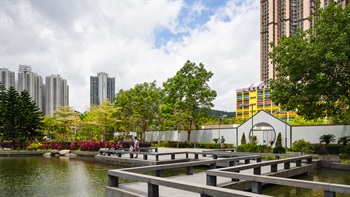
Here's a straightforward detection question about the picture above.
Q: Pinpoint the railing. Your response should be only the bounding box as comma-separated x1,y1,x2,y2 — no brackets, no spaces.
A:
99,149,256,162
204,155,350,196
107,155,270,197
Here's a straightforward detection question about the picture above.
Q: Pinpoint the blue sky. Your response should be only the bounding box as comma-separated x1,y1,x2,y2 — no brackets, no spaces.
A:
1,0,260,112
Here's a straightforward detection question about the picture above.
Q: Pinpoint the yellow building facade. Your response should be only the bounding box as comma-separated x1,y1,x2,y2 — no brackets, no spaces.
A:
236,81,296,122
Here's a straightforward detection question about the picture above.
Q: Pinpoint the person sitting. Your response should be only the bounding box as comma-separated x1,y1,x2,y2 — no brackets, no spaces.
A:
114,141,123,150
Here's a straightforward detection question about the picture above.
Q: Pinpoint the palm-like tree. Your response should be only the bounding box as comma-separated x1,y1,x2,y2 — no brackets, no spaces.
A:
319,134,336,145
338,136,350,146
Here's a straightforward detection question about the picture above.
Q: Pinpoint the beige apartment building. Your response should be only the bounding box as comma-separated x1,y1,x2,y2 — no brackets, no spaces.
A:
260,0,349,84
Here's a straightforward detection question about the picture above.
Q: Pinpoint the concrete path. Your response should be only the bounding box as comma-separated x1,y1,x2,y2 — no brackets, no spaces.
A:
110,148,298,197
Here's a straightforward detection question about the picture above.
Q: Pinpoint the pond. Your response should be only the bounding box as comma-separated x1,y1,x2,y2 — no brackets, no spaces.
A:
1,156,350,197
0,156,121,197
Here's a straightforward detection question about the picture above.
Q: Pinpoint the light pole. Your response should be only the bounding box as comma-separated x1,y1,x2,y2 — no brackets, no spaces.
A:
218,114,227,139
250,104,254,144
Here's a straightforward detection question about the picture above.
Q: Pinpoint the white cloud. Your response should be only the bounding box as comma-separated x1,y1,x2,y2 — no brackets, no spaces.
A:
1,0,260,113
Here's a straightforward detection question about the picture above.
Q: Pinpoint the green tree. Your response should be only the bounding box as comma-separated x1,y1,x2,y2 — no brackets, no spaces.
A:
0,83,6,141
2,86,22,147
241,133,246,145
90,100,121,142
162,60,217,142
17,90,43,140
319,134,336,145
115,81,163,141
269,2,350,122
52,106,78,141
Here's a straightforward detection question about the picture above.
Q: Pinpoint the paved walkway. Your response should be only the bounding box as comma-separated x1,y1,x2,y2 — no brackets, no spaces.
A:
108,148,300,197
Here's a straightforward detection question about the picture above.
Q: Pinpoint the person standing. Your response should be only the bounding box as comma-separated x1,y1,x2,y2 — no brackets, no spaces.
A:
134,136,140,158
220,136,225,150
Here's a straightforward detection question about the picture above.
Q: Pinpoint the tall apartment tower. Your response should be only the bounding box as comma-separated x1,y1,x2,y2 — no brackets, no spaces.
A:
260,0,349,84
90,72,115,105
45,74,69,116
0,68,16,89
17,65,44,111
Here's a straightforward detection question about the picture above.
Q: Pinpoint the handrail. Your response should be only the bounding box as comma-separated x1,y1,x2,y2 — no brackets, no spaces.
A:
123,155,262,173
206,171,350,195
209,155,312,172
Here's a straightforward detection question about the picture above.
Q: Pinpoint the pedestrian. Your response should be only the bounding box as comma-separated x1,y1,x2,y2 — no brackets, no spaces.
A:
134,136,140,158
128,144,133,152
220,136,225,150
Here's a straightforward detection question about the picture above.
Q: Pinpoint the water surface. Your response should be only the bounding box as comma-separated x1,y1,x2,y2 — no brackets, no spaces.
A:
0,156,121,197
263,168,350,197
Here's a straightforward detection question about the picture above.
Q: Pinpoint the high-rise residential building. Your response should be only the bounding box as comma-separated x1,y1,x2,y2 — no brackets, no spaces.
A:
90,72,115,105
17,65,44,111
260,0,349,84
45,74,69,116
0,68,16,89
237,0,349,120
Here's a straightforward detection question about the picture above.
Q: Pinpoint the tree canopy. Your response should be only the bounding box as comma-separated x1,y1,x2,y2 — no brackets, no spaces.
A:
0,86,43,147
269,2,350,123
162,60,217,141
114,81,163,141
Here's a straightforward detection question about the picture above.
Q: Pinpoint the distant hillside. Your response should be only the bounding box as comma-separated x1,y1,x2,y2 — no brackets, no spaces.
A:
208,109,235,118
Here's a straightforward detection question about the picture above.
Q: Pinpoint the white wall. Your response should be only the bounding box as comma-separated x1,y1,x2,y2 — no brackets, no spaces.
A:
292,125,350,144
144,124,350,148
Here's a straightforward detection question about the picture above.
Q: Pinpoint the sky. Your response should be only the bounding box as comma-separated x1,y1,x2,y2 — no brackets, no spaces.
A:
0,0,260,113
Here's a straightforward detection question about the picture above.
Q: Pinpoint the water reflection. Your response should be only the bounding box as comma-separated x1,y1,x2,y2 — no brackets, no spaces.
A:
0,157,121,197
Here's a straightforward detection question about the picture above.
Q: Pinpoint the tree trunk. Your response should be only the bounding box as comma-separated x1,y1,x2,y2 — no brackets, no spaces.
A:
187,129,191,142
141,130,145,142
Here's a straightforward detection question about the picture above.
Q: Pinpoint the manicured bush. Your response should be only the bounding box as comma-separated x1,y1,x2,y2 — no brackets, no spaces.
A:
241,133,246,145
275,132,282,147
273,146,286,154
236,143,271,153
311,143,343,155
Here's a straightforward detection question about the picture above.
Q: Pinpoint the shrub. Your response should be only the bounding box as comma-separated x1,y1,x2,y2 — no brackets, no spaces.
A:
319,134,336,145
275,132,282,147
339,153,350,159
27,142,42,151
236,143,271,153
338,136,350,146
312,143,343,155
241,133,246,145
318,146,329,159
273,146,286,154
291,139,313,154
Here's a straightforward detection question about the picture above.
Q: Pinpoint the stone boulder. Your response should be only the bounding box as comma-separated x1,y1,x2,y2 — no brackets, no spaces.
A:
51,150,60,157
43,152,51,157
59,149,71,156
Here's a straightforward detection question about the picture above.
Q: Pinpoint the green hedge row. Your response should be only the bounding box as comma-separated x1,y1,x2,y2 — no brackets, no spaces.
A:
311,144,350,155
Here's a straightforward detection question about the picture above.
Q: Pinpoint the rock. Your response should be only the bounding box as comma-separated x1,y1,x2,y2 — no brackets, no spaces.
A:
43,152,51,157
51,150,60,157
59,149,71,156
